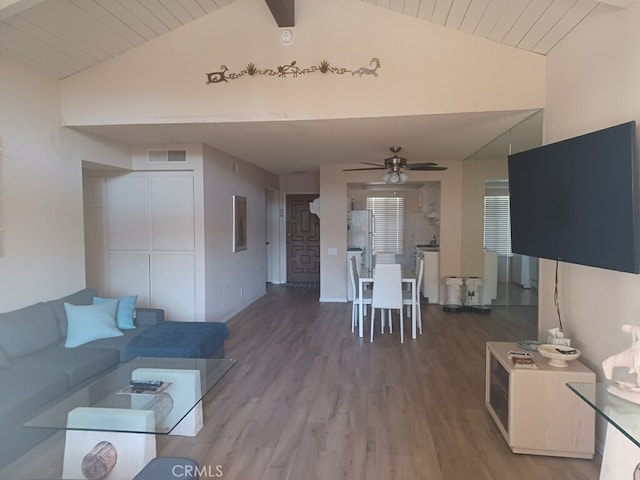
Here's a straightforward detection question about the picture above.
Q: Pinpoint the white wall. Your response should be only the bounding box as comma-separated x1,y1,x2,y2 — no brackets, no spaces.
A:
203,144,278,321
320,162,462,302
59,0,545,128
543,3,640,376
0,53,130,312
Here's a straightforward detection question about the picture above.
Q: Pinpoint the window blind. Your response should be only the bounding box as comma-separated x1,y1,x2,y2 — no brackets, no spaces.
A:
367,197,405,255
484,195,512,255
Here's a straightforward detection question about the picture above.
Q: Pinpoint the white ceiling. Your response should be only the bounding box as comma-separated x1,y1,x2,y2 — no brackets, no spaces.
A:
74,110,540,174
0,0,628,174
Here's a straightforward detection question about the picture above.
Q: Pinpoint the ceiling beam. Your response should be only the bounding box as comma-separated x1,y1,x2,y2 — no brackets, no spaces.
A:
264,0,294,27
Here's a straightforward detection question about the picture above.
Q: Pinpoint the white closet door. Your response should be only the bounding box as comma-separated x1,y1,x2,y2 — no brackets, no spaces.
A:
150,175,194,251
108,252,151,307
107,176,150,251
151,253,195,321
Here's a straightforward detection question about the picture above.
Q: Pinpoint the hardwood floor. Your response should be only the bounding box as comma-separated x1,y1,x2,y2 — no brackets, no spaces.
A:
1,285,600,479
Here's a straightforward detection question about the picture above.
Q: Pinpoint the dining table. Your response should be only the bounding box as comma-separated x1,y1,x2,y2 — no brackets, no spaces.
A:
357,269,418,340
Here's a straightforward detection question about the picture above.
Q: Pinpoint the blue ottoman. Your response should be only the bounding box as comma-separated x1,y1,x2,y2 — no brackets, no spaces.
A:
125,321,229,362
134,457,199,480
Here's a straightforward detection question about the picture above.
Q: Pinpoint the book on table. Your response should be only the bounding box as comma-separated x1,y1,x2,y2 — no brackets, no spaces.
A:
509,356,537,369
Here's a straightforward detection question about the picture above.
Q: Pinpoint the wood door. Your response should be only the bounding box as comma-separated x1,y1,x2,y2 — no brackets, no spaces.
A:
286,194,320,284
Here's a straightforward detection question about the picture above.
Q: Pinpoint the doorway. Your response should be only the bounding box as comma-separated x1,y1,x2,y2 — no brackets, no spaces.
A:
285,194,320,284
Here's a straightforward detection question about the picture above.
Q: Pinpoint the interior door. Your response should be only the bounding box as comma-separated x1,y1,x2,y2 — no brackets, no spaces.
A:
286,194,320,284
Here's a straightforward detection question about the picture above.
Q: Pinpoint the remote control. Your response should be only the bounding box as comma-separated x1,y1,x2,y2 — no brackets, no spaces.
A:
130,380,163,388
131,385,158,393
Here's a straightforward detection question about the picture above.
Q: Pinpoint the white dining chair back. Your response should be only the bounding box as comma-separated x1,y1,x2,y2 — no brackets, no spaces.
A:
349,256,372,333
371,263,404,343
403,257,424,335
375,252,396,265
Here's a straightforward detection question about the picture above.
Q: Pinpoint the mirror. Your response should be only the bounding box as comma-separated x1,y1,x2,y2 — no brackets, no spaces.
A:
462,111,543,313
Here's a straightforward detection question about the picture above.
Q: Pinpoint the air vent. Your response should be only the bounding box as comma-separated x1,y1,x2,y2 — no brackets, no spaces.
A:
148,150,187,163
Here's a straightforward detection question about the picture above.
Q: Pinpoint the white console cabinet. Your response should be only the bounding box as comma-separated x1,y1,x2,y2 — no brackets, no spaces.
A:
485,342,595,458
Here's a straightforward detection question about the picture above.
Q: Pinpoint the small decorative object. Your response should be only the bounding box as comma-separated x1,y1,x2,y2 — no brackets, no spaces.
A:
81,441,117,480
602,324,640,404
518,339,542,351
309,197,320,218
537,344,581,367
351,58,381,78
547,327,571,346
233,195,247,252
206,58,380,84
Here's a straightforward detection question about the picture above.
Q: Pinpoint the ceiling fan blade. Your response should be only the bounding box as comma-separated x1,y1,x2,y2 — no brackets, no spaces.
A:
342,166,387,171
406,163,448,171
360,162,385,167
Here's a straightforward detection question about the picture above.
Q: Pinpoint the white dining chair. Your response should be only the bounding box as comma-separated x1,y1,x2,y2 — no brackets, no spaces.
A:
370,263,404,343
375,252,396,265
349,256,372,333
403,256,424,335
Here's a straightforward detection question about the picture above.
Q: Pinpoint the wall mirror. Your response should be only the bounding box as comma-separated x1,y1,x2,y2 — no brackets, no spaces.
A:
462,111,543,320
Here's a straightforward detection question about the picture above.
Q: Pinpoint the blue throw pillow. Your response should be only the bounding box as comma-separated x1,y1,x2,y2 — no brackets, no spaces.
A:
64,301,123,348
93,295,137,330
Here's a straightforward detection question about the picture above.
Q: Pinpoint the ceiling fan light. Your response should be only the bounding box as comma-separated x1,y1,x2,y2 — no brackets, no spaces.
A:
399,172,408,183
382,172,391,183
389,172,401,183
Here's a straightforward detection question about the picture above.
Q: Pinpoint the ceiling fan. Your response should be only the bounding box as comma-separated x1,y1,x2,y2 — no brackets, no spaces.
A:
343,147,447,184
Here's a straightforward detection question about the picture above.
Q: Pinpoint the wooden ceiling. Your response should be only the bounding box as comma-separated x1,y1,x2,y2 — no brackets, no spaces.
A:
0,0,626,79
364,0,602,55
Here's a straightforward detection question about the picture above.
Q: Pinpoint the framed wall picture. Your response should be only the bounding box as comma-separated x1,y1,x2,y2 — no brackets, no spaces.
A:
233,195,247,252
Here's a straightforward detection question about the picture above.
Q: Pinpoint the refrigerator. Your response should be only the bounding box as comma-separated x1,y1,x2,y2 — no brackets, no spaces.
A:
348,210,374,270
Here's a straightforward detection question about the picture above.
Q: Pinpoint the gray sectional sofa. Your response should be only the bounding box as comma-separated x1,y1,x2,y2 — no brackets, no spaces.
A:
0,288,229,468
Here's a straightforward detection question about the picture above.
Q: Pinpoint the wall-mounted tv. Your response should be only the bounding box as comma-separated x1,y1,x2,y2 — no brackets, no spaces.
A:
508,121,639,274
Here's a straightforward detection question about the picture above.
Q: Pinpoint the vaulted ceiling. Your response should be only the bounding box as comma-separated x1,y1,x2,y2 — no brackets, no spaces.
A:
0,0,619,79
0,0,632,174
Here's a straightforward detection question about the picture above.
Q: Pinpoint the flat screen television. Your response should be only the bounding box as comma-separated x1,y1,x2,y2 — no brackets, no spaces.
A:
507,120,639,274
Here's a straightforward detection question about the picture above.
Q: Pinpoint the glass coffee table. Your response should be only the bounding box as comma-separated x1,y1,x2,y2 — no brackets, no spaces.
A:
24,357,235,479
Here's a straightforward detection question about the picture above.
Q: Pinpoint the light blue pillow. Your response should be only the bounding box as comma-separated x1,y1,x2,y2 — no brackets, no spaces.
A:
64,301,123,348
93,295,137,330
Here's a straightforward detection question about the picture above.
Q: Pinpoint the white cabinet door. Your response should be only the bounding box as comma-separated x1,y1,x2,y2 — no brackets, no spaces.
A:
108,252,151,307
107,176,150,251
150,175,194,251
151,253,195,321
104,173,197,319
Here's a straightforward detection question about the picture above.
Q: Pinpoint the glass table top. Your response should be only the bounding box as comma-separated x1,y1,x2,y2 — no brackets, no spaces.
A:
567,382,640,448
24,357,235,434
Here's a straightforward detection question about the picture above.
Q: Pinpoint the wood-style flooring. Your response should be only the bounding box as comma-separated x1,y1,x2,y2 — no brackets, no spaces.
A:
1,285,600,480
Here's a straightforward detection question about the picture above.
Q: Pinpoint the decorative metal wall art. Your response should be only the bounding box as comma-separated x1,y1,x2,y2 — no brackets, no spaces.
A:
206,58,380,84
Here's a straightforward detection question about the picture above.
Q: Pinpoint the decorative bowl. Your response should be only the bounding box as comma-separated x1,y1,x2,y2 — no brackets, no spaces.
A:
537,344,581,367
